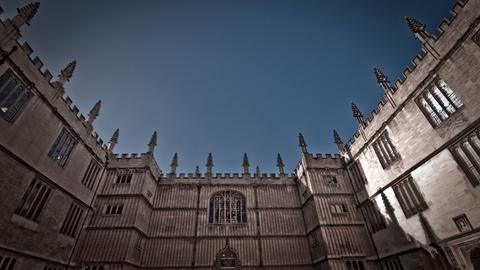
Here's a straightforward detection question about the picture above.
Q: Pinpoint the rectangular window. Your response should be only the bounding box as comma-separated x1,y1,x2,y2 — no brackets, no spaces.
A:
15,178,52,222
0,255,17,270
81,159,101,190
346,260,365,270
323,174,338,186
0,69,32,122
372,131,400,169
453,214,472,233
330,204,348,214
450,126,480,187
104,204,123,215
60,203,84,238
48,128,76,167
382,257,404,270
393,176,428,218
115,172,132,184
417,79,463,127
361,200,386,233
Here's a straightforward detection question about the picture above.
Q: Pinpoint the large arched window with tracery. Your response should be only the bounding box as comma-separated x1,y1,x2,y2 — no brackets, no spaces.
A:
208,190,247,224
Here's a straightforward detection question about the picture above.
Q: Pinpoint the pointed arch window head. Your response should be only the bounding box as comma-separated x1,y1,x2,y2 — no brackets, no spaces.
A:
209,190,247,224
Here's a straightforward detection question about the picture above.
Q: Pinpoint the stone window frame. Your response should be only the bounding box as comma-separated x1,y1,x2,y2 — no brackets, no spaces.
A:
346,260,365,270
372,130,400,169
59,202,84,238
453,214,472,233
392,176,428,218
14,178,52,223
449,125,480,187
115,172,133,184
103,204,123,216
208,190,247,225
47,128,77,168
330,203,348,215
0,68,32,123
81,159,102,190
0,254,17,270
361,200,387,233
382,257,404,270
415,78,464,128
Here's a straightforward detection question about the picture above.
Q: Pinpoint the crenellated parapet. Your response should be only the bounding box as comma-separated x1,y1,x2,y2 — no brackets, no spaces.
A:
344,0,476,157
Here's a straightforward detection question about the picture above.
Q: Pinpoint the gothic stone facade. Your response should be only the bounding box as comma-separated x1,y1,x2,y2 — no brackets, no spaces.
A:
0,1,479,270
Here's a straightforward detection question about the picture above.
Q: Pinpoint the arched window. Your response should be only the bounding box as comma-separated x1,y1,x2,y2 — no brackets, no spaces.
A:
208,190,247,224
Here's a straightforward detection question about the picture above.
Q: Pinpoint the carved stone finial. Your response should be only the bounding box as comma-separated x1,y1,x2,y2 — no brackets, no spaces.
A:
195,166,200,177
405,17,426,34
242,153,250,175
147,131,157,154
108,128,119,153
351,102,364,125
56,60,76,86
206,153,214,176
169,153,178,175
256,166,261,177
298,133,308,153
277,153,285,175
86,100,101,126
12,2,40,28
333,129,343,145
374,67,389,85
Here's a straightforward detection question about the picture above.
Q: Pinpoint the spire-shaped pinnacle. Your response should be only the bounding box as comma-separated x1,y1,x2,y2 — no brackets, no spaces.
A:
351,102,364,125
242,153,250,175
256,166,261,177
298,133,308,153
374,67,389,85
108,128,119,153
405,17,425,35
12,2,40,28
277,153,285,175
57,60,76,86
195,166,200,177
110,129,119,144
333,129,343,145
206,153,214,176
169,153,178,175
87,100,101,126
147,131,157,154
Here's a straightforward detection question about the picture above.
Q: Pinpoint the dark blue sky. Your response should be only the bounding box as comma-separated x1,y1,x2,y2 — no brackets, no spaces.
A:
2,0,453,174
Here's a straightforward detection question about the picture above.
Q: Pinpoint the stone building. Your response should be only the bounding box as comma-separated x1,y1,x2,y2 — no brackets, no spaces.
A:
0,1,479,270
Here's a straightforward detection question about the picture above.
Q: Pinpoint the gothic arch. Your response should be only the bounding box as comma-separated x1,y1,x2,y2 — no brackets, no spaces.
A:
208,190,247,224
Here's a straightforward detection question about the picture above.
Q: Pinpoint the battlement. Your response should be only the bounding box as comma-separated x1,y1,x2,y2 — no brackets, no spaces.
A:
345,0,471,152
159,172,295,180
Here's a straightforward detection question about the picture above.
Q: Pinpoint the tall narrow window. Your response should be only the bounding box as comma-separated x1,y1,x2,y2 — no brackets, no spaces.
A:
450,126,480,187
81,159,101,190
346,260,365,270
0,69,31,122
393,176,428,218
372,131,400,169
208,190,247,224
15,178,52,222
361,200,386,233
0,255,17,270
60,203,84,238
48,128,76,167
417,79,463,127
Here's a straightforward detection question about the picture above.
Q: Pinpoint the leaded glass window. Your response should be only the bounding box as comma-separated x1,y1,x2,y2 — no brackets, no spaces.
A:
417,79,463,127
450,125,480,187
208,190,247,224
0,69,31,122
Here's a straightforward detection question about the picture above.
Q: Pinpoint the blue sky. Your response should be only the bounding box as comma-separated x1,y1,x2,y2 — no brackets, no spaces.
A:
2,0,454,174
